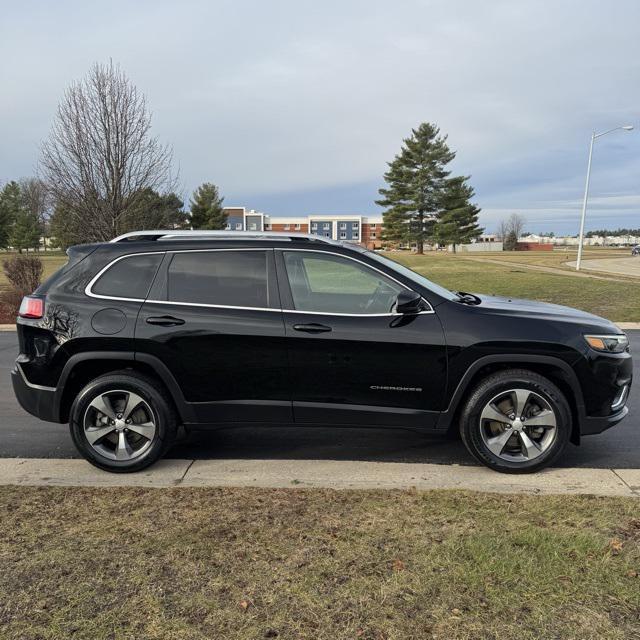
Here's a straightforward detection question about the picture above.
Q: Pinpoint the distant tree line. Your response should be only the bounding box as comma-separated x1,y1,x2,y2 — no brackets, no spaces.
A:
0,61,228,252
377,122,483,253
586,228,640,237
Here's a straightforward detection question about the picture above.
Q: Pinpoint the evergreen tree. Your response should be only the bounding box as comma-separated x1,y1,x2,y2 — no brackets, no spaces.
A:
11,209,41,252
433,176,483,252
189,183,226,229
120,188,186,232
50,201,83,250
0,181,23,248
376,123,455,253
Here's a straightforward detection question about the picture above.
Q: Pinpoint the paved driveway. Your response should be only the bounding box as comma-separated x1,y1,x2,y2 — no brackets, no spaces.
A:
566,256,640,277
1,331,639,468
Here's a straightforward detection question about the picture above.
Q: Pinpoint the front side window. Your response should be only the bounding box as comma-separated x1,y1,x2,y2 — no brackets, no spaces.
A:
283,251,404,314
167,251,269,308
91,253,162,300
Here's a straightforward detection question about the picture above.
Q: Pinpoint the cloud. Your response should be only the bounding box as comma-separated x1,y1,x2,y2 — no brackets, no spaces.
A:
1,0,639,233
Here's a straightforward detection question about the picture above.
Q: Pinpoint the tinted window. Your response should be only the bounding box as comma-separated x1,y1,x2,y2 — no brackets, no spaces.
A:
283,251,404,314
92,253,162,299
167,250,269,308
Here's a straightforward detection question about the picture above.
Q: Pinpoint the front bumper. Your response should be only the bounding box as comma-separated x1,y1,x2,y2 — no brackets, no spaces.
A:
581,404,629,436
11,364,59,423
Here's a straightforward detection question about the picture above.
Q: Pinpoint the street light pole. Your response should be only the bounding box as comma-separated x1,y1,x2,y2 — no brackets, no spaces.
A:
576,133,595,271
575,125,634,271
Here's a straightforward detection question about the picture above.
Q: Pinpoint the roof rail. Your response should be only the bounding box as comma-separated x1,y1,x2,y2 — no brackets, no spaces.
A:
110,230,338,244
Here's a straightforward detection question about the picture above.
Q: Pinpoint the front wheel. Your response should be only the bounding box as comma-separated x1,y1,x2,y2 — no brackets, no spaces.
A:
459,369,571,473
69,372,178,472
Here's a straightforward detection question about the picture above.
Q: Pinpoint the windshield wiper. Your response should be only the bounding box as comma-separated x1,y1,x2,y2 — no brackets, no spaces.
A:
455,291,482,305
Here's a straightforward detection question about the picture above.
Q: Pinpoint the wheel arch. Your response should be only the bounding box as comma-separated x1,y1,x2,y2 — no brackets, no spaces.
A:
439,354,585,445
55,352,194,424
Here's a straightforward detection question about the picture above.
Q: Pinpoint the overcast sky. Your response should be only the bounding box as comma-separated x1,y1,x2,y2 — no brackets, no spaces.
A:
1,0,639,233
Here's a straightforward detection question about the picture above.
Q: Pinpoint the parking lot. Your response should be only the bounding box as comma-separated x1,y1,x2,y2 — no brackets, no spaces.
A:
1,331,637,468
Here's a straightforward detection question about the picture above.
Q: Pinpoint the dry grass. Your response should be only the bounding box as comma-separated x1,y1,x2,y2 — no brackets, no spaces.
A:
0,252,68,293
1,486,639,640
1,248,640,321
388,251,640,321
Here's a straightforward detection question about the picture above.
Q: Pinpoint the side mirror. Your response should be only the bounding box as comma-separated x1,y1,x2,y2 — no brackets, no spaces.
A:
395,290,424,314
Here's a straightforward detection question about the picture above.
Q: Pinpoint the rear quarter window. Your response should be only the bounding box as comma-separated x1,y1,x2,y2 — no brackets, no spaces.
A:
91,253,163,300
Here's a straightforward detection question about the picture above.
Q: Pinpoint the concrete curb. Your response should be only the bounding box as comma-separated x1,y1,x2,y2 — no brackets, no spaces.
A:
0,325,17,331
0,458,638,496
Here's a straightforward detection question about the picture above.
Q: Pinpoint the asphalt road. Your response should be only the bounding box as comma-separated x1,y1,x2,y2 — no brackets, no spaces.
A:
1,331,639,468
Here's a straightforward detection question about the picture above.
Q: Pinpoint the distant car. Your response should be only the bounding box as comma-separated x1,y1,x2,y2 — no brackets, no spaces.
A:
632,245,640,256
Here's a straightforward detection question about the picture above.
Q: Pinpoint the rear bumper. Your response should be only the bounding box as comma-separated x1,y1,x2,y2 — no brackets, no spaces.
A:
11,364,59,423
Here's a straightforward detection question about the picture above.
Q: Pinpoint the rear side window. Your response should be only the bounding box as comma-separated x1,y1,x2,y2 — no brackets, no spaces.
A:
91,254,163,300
167,250,269,308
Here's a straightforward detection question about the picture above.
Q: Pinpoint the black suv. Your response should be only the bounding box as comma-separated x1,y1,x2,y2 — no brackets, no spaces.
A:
12,231,632,473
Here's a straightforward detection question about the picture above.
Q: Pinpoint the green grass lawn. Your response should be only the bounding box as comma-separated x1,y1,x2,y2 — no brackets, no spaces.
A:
1,487,639,640
387,252,640,321
2,249,640,321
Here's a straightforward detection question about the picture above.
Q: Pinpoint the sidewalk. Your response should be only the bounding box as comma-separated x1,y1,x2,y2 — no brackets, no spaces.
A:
1,458,639,496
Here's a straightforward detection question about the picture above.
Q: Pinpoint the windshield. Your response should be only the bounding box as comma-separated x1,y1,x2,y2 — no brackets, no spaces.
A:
365,251,460,302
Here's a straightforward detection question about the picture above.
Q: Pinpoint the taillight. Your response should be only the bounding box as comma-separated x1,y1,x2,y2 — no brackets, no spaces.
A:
18,296,44,319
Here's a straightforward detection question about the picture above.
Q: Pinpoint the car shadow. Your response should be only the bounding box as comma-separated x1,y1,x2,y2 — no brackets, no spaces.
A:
165,424,638,469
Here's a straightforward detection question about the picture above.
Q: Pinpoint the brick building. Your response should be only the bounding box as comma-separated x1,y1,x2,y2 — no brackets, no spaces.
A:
223,208,383,249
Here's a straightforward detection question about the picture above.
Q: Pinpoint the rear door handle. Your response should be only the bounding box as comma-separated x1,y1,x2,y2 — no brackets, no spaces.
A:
293,323,332,333
146,315,185,327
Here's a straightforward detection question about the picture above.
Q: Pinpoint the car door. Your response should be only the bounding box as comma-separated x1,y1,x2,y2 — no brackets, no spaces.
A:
276,248,447,427
135,248,291,424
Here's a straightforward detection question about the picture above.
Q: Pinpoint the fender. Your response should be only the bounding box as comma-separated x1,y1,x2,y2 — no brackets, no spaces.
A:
436,353,586,430
53,351,195,423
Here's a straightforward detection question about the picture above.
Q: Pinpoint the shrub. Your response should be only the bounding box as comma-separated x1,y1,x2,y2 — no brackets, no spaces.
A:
3,255,43,296
0,255,44,322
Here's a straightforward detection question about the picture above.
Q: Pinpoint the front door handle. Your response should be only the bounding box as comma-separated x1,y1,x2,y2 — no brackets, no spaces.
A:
146,315,185,327
293,323,332,333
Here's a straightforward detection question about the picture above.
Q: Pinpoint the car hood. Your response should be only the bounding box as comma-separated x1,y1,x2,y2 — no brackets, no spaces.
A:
469,293,621,332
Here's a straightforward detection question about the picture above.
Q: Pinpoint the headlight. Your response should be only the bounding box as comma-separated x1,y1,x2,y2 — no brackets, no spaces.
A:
584,334,629,353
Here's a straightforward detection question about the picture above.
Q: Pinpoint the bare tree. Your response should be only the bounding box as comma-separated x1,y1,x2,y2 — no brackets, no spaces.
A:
506,213,526,240
40,61,174,242
496,220,509,241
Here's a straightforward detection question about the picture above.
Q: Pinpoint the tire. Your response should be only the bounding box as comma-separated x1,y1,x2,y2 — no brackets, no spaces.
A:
459,369,571,474
69,371,178,472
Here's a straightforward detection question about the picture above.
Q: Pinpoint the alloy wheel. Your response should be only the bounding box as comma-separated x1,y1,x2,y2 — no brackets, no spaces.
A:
479,388,557,462
83,390,157,461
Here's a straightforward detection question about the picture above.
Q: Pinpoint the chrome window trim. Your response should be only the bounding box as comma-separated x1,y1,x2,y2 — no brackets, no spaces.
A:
85,247,435,317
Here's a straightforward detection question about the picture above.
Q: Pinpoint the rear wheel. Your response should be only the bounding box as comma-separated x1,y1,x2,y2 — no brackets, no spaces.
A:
459,369,571,473
70,372,178,472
